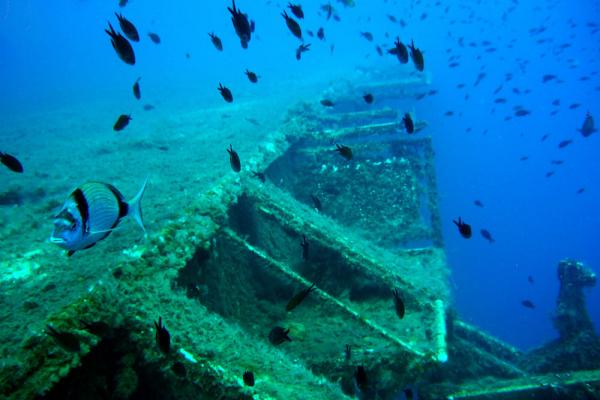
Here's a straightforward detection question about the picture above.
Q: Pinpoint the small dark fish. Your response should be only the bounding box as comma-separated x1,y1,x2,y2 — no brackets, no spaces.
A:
243,370,255,386
80,320,111,337
360,31,374,41
282,10,302,40
545,171,555,178
115,12,139,42
317,27,325,40
113,114,131,131
519,155,529,161
295,43,311,60
402,113,414,133
286,282,315,311
245,117,261,126
171,362,187,377
521,300,535,309
569,103,581,110
552,99,560,106
345,344,351,361
576,187,585,194
310,194,322,212
453,217,472,239
320,99,335,107
473,200,484,208
143,104,155,111
392,288,405,319
363,93,374,104
268,326,291,345
550,160,564,165
154,317,171,354
148,32,161,44
208,32,223,51
480,229,495,243
132,77,141,100
245,69,259,83
0,152,23,173
227,144,241,172
45,325,80,352
375,46,383,56
528,275,534,284
354,366,368,392
558,139,573,149
300,235,309,260
218,83,233,103
119,0,128,7
288,3,304,19
388,37,408,63
515,109,531,117
335,144,352,160
578,112,597,137
541,133,549,141
542,74,556,83
228,0,253,49
252,171,265,182
408,40,424,71
105,22,135,65
494,98,507,104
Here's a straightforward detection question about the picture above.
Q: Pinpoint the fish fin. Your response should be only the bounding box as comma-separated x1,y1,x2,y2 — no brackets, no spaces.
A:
127,177,147,233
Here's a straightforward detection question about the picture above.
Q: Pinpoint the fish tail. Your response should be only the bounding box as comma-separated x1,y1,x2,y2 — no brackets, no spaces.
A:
128,178,147,232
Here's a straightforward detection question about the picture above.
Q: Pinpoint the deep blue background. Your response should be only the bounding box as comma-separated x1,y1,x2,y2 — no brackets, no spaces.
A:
1,0,599,350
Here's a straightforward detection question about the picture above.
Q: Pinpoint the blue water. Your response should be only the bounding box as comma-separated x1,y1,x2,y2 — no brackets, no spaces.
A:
1,0,598,353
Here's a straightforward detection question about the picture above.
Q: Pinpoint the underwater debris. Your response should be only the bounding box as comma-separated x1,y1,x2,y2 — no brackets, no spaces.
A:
227,144,241,172
218,83,233,103
113,114,131,131
115,12,139,42
0,152,23,173
208,32,223,51
154,317,171,354
45,325,81,352
243,370,255,386
335,144,353,160
105,22,135,65
393,288,405,319
286,282,316,312
268,326,291,345
453,217,472,239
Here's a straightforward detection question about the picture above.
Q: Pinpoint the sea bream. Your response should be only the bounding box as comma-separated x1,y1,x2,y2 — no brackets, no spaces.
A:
50,180,147,256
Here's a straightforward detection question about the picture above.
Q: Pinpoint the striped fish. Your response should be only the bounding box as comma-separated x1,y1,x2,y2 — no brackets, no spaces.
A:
50,180,146,256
